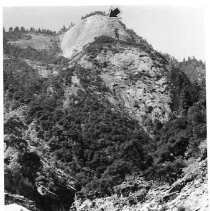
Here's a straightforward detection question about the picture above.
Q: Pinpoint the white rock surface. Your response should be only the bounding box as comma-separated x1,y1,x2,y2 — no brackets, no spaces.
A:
61,15,132,58
5,204,30,211
79,45,171,126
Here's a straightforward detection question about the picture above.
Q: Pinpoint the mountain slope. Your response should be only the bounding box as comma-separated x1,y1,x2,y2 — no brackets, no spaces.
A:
4,13,207,211
77,38,171,128
71,150,208,211
61,14,142,58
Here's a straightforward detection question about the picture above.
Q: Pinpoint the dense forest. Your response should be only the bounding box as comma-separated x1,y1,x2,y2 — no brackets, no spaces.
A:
179,57,205,83
3,23,75,36
3,27,206,201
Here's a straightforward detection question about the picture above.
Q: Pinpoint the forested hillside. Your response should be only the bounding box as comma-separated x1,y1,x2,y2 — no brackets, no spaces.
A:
3,13,207,211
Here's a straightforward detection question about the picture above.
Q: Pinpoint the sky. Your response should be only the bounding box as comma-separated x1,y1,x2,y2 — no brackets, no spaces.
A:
3,5,205,61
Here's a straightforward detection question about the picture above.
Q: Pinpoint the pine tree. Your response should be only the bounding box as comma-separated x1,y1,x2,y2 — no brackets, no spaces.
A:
14,26,20,32
9,27,13,32
20,26,25,33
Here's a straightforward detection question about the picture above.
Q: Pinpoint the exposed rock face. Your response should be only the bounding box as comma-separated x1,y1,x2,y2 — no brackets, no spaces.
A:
5,203,31,211
71,157,208,211
91,46,171,125
61,15,135,58
65,40,172,133
60,15,173,130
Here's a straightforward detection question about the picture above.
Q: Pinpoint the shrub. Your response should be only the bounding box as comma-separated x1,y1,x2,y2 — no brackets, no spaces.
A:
19,152,42,181
81,11,106,20
159,205,168,211
144,158,186,184
177,206,185,211
4,116,26,137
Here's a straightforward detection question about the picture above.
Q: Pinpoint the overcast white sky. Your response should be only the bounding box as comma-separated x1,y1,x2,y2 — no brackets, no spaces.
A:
3,5,205,61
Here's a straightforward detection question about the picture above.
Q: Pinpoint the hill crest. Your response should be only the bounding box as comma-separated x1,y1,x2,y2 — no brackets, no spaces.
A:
61,15,135,58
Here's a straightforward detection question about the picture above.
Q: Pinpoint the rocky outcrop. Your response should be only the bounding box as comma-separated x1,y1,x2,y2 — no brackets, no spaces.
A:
61,15,172,129
61,14,139,59
5,193,37,211
94,46,171,125
5,203,31,211
66,39,172,134
71,156,208,211
24,59,59,78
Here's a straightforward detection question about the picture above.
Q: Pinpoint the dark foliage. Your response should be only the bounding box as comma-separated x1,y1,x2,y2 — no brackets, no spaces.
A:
135,54,207,183
144,158,186,185
4,29,206,199
81,11,106,20
4,116,27,137
4,51,151,196
4,27,56,35
144,70,206,182
4,58,45,108
20,152,42,181
169,67,194,113
179,57,205,83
